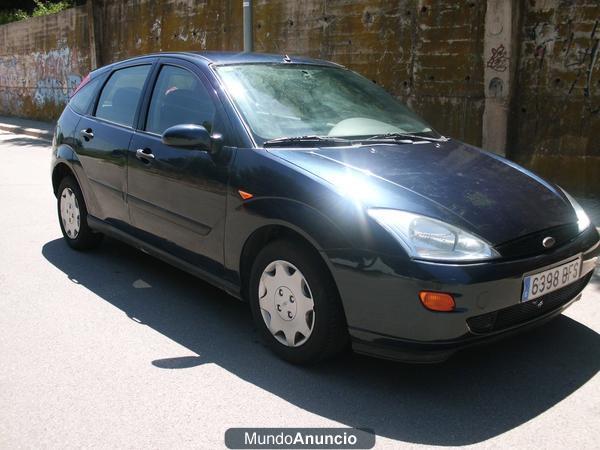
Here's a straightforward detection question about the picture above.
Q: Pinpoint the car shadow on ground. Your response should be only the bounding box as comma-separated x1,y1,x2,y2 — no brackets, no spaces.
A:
42,237,600,446
0,134,50,147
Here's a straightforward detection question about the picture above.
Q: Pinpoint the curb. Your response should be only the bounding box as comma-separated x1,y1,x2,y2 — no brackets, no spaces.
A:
0,122,53,141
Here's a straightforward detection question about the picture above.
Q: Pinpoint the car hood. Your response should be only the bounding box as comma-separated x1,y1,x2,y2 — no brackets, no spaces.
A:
267,140,577,245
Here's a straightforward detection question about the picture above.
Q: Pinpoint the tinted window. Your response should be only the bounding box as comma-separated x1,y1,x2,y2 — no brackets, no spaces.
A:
95,65,151,127
68,76,103,115
145,65,215,135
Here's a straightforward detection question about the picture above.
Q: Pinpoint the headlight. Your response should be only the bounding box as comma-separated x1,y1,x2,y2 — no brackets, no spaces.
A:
368,209,499,262
560,188,591,232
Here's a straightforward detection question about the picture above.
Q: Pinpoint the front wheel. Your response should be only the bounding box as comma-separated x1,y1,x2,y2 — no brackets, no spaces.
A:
249,239,348,364
57,176,103,250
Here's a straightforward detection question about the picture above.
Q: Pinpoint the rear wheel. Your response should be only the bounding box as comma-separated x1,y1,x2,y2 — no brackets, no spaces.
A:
249,239,348,364
57,176,103,250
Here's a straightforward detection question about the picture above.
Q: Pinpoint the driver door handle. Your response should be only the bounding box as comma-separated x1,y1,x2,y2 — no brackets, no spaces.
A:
136,148,155,163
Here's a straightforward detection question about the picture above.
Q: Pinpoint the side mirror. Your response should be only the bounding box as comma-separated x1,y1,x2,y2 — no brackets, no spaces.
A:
161,124,222,154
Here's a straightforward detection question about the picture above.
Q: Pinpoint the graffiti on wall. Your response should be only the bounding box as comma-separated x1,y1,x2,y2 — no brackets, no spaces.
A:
0,56,25,112
34,74,81,105
31,48,82,106
0,46,83,117
487,44,509,72
527,19,599,113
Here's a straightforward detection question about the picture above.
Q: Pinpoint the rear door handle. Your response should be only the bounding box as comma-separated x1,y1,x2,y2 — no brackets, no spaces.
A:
136,148,155,163
80,128,94,141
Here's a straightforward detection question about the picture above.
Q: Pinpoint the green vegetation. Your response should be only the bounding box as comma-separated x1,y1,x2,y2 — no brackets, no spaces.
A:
0,10,29,25
31,0,73,17
0,1,73,25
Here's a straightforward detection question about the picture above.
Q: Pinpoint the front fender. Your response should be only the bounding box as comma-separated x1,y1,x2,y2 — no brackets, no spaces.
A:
223,194,355,283
223,148,404,287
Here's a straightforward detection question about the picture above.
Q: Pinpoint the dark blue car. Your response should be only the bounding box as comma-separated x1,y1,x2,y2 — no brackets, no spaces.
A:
51,52,599,364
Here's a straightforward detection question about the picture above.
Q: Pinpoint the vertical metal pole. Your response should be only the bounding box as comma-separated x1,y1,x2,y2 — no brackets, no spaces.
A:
243,0,253,52
86,0,99,70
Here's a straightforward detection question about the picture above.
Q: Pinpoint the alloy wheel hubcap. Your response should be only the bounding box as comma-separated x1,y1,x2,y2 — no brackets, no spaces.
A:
258,260,315,347
60,187,81,239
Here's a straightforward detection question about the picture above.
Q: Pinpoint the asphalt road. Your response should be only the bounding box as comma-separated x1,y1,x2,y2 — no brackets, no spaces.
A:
1,129,599,449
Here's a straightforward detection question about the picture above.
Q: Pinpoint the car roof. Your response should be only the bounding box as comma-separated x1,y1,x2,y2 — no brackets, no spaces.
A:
186,51,343,67
95,51,343,74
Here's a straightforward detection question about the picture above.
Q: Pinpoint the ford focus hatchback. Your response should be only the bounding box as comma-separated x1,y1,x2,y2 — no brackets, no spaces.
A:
51,52,599,364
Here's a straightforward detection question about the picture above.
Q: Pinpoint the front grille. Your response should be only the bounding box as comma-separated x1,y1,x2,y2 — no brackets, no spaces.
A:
494,223,579,259
467,272,592,334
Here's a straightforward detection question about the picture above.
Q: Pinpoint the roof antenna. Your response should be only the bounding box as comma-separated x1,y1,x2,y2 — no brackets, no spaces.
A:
283,54,292,63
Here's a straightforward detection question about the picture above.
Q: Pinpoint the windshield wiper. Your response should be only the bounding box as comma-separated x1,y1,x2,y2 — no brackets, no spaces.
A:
263,135,353,148
364,133,449,143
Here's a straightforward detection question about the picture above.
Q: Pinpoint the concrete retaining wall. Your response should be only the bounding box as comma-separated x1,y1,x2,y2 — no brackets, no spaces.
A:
0,0,598,195
0,5,91,121
510,1,600,196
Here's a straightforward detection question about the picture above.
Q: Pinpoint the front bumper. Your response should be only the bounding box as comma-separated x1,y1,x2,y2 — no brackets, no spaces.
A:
325,226,599,363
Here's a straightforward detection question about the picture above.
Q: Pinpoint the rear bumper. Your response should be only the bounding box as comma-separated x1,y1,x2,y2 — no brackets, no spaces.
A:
325,226,599,363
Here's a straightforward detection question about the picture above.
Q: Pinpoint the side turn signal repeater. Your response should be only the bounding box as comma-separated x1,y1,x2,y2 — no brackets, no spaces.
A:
238,190,254,200
419,291,455,312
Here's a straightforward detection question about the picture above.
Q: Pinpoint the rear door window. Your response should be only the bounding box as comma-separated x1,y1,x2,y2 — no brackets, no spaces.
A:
95,65,151,127
145,65,216,135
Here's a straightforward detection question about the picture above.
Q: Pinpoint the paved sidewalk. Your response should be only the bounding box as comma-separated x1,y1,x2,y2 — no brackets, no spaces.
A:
0,115,54,141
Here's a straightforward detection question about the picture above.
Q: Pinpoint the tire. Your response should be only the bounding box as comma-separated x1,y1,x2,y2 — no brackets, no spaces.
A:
57,176,103,250
249,239,348,364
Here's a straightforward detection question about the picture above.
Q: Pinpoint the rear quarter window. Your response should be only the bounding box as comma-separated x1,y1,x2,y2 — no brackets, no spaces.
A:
68,76,104,115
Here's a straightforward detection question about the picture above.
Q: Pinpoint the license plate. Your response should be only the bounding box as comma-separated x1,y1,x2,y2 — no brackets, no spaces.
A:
521,256,582,302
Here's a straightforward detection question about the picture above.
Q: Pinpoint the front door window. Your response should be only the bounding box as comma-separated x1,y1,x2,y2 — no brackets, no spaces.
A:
145,65,216,135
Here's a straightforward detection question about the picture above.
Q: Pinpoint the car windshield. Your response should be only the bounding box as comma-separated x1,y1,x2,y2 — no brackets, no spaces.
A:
215,63,437,143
